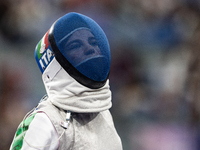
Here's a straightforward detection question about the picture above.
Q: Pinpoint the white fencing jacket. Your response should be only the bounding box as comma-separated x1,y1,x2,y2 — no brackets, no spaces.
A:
10,58,123,150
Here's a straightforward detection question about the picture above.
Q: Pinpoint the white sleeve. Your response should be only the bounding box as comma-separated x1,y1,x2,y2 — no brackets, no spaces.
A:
21,113,59,150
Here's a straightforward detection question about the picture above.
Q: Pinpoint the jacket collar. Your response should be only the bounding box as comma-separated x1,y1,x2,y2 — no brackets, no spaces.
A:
42,58,112,113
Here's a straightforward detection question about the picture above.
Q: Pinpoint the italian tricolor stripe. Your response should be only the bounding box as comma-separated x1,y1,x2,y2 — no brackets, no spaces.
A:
36,30,50,59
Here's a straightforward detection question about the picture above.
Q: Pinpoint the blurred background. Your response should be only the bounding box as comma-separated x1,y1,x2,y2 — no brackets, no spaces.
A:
1,0,200,149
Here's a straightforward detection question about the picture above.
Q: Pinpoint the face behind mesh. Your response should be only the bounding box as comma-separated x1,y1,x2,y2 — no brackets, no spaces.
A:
48,12,111,88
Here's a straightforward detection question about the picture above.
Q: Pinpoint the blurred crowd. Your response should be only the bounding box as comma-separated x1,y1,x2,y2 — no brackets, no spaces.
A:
1,0,200,149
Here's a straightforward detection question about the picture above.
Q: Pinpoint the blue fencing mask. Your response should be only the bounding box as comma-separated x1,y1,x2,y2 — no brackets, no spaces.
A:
35,12,111,89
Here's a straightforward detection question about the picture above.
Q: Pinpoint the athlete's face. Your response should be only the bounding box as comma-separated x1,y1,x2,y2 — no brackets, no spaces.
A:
64,30,101,66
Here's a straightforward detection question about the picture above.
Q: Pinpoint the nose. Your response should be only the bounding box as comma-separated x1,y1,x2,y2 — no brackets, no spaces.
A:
83,44,96,55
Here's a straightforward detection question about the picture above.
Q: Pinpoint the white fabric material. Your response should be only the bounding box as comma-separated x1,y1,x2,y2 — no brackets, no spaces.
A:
21,113,59,150
42,58,112,113
34,101,123,150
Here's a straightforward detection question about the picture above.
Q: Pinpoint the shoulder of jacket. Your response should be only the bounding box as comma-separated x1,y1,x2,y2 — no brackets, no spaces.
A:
10,111,59,150
35,98,75,150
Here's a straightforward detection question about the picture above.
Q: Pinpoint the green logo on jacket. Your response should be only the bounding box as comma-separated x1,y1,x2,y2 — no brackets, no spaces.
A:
10,113,36,150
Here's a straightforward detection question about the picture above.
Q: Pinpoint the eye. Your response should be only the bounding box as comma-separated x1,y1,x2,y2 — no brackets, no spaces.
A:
66,40,82,51
89,37,98,47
